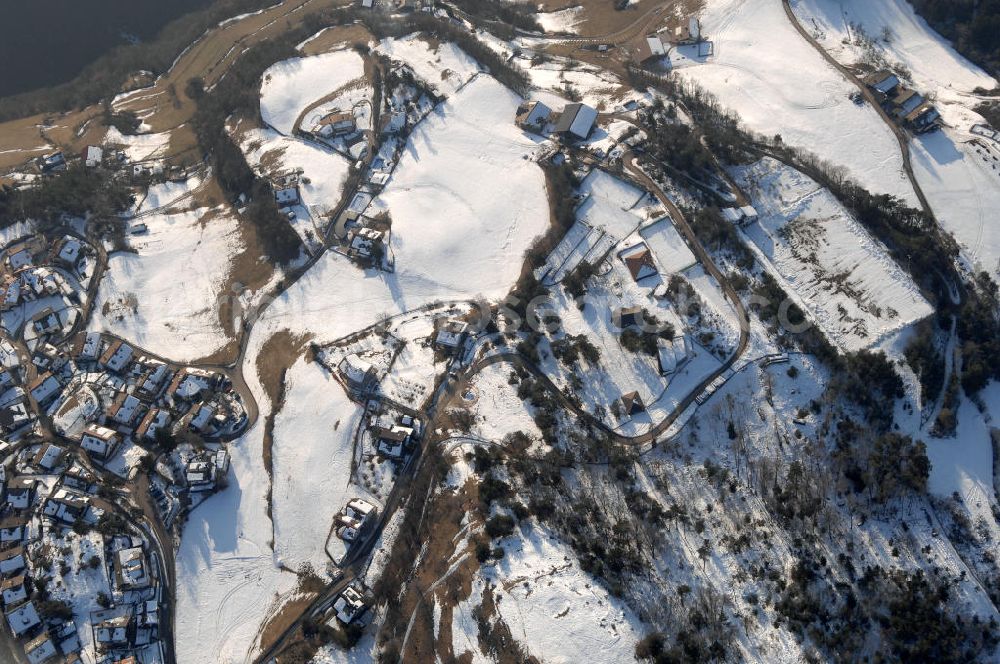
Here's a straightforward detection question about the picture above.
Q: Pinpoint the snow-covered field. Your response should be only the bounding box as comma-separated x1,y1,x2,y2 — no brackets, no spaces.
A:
90,205,240,361
104,126,172,162
677,0,918,204
911,129,1000,279
259,49,365,135
240,126,352,216
375,35,481,96
175,67,550,662
453,523,643,662
735,157,932,351
271,357,375,573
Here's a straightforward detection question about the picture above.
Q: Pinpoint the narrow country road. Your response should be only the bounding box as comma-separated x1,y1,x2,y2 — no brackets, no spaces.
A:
779,0,936,222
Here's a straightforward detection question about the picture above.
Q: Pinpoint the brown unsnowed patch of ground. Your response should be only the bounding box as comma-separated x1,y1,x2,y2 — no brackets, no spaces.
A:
257,329,313,542
298,22,375,57
375,459,487,662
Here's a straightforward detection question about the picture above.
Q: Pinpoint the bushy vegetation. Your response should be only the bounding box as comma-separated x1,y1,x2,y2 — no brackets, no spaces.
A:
0,163,131,227
449,0,540,36
910,0,1000,77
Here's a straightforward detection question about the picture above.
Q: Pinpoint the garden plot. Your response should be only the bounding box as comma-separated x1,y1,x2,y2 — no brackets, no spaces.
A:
270,357,377,574
90,206,241,361
534,260,728,438
734,157,933,351
910,130,1000,280
375,35,481,96
452,523,643,663
790,0,996,128
677,0,918,205
259,49,365,135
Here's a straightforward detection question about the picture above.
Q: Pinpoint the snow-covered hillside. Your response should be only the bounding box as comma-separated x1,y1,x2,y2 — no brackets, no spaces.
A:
677,0,919,204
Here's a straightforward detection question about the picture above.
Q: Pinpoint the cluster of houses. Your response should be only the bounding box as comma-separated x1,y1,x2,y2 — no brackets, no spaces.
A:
863,70,941,133
34,146,133,177
0,449,165,662
515,100,599,141
0,234,89,344
633,17,703,65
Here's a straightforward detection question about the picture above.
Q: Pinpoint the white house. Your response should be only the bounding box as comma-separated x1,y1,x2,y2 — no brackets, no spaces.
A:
553,103,598,141
0,576,27,606
28,372,60,405
80,424,122,460
24,633,57,664
5,601,40,637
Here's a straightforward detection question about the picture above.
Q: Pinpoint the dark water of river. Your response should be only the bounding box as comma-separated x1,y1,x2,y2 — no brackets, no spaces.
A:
0,0,214,97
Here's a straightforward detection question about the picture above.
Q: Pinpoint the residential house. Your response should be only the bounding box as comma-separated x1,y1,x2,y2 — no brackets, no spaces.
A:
336,498,377,541
1,576,28,606
312,111,357,138
80,424,122,461
333,585,368,624
107,393,142,427
634,34,667,64
32,443,66,471
435,319,468,349
24,633,57,664
0,516,27,545
42,489,90,524
274,185,299,207
615,306,645,329
81,145,104,167
136,363,171,400
619,243,658,282
657,335,690,375
75,331,101,361
38,152,66,174
0,401,31,434
0,547,26,575
92,608,133,652
667,17,701,45
5,478,36,510
28,372,61,405
619,391,645,416
165,368,215,402
135,408,170,441
514,100,552,133
6,600,40,636
187,402,214,433
375,425,412,459
53,236,82,268
338,354,376,392
863,70,901,97
100,339,133,373
113,547,150,590
553,102,598,141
